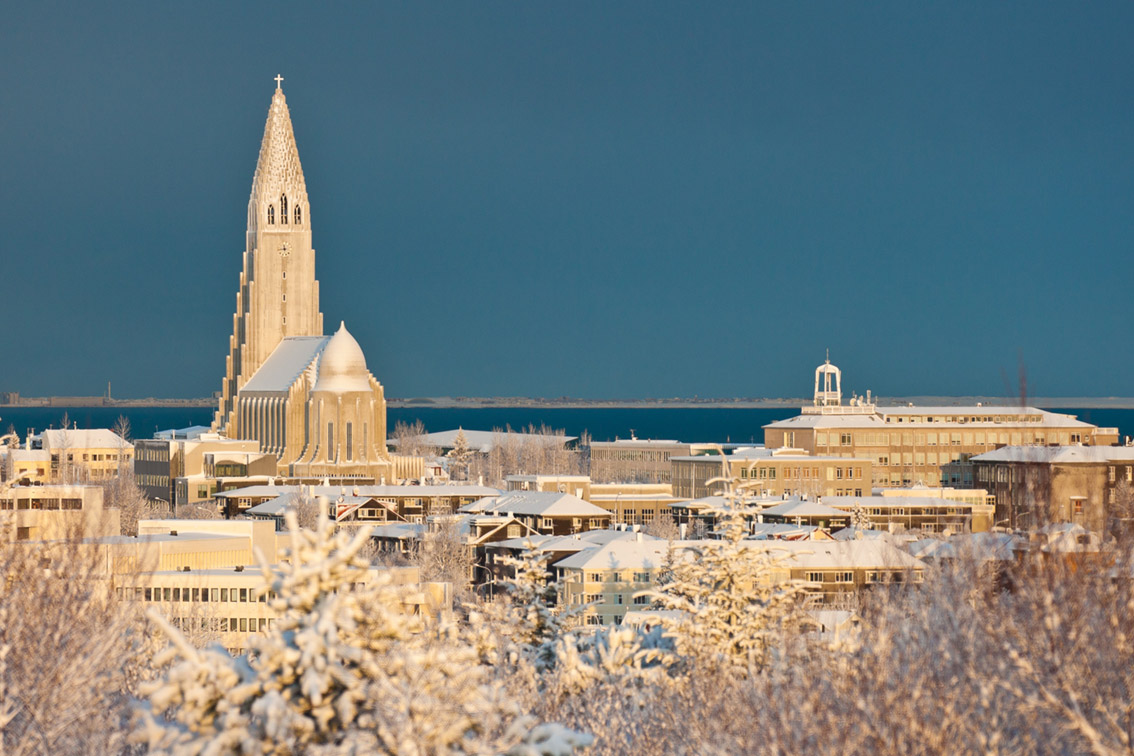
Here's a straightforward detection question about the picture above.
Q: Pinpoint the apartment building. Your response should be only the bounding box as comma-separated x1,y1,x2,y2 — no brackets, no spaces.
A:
460,491,612,536
671,446,872,499
825,495,995,534
217,483,500,521
26,429,133,483
556,536,926,624
0,483,119,540
970,446,1134,532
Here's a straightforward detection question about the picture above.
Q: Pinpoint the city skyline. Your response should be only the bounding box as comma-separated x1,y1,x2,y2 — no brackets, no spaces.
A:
2,2,1133,399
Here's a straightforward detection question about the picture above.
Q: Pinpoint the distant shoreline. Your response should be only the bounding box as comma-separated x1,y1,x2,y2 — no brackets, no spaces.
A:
6,396,1134,410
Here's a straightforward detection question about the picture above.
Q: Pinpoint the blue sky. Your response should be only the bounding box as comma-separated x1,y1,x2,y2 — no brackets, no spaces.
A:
2,2,1132,399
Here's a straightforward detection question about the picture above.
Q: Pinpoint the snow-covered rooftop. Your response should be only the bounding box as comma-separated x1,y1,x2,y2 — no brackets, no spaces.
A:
765,406,1099,430
36,428,129,450
217,484,500,500
241,336,329,393
461,491,610,518
760,499,848,519
554,538,671,571
972,446,1134,464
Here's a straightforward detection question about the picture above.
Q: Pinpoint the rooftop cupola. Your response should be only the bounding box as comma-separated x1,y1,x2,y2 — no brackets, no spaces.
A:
813,352,842,407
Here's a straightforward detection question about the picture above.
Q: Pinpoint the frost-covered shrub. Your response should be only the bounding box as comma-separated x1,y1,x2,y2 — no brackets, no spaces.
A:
645,474,806,676
135,510,590,755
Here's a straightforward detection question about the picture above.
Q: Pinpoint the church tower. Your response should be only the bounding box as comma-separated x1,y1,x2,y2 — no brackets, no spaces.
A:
214,77,323,433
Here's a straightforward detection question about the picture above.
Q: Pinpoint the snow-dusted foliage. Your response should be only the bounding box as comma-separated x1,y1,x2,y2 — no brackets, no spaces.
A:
482,546,574,672
645,472,806,675
849,500,872,531
135,510,590,755
553,623,675,695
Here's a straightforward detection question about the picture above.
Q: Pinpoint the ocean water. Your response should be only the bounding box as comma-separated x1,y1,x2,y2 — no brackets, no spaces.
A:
3,405,1132,445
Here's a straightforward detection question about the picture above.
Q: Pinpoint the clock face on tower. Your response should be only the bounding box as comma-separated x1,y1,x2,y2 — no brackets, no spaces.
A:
278,241,290,257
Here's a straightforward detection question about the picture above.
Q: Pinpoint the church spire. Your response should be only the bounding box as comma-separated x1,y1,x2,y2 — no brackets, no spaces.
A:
247,78,309,241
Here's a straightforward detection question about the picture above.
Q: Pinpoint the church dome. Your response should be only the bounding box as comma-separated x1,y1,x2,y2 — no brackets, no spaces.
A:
313,322,372,393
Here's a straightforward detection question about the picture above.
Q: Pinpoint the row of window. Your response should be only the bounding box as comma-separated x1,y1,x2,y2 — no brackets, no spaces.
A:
266,195,302,225
166,614,274,634
118,585,272,603
885,415,1045,425
817,431,1079,447
0,498,83,511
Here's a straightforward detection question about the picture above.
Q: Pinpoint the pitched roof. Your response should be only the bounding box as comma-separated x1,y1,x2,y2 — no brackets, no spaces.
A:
461,491,610,518
217,483,499,500
241,336,329,392
760,499,848,519
554,539,671,571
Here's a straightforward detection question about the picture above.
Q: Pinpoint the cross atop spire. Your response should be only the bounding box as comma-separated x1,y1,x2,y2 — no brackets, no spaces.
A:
274,74,284,90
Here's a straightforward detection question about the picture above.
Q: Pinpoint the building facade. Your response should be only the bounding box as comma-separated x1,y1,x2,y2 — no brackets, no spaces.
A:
671,447,873,499
763,359,1118,488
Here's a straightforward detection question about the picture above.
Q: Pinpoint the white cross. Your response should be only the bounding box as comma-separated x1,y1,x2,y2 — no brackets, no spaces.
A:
274,74,284,90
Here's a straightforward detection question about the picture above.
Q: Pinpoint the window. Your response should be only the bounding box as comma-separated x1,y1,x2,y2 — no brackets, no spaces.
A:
294,204,302,224
840,433,852,446
210,588,219,602
267,205,275,224
835,572,853,583
346,422,353,462
328,422,334,455
633,572,650,582
280,194,288,223
615,594,624,605
633,595,649,605
240,589,248,602
806,572,823,583
220,588,228,602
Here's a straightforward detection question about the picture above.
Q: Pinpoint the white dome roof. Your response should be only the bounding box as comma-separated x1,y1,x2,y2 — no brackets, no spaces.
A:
313,322,372,393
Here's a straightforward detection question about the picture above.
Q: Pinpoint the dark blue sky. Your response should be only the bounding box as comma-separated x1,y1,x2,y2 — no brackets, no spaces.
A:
2,2,1132,399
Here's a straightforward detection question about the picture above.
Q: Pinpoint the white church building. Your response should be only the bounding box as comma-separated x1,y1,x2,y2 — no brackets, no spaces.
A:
212,79,420,482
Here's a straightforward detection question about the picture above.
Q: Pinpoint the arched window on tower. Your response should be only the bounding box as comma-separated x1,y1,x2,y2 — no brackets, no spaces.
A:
280,194,288,224
267,205,275,225
294,204,302,225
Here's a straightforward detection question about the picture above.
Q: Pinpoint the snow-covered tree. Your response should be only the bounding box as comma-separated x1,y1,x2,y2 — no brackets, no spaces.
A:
644,470,806,676
849,501,872,531
483,546,572,672
448,428,474,482
135,509,590,755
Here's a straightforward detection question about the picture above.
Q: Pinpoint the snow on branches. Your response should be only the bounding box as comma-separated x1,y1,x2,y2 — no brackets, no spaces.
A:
135,509,590,755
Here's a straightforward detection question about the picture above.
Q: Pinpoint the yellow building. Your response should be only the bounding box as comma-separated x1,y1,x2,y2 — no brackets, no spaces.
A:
0,483,119,540
671,447,872,499
763,358,1118,488
26,429,133,483
588,483,686,525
